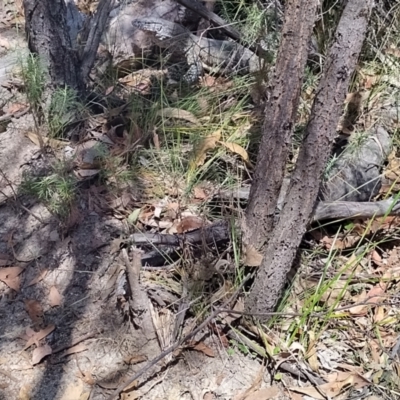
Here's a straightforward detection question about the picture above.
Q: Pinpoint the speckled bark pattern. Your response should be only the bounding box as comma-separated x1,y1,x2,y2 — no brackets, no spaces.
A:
244,0,318,251
23,0,83,90
245,0,375,318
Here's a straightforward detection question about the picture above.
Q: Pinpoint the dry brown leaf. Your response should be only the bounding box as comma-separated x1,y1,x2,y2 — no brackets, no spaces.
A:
369,215,400,233
321,234,360,250
374,305,386,324
363,75,379,89
366,284,387,303
193,185,208,200
26,269,48,287
190,130,222,168
105,86,114,95
119,69,166,95
65,206,82,230
244,387,280,400
287,392,304,400
0,266,23,290
220,298,244,325
109,238,125,254
218,141,253,167
0,37,12,49
157,107,200,125
79,393,90,400
24,325,55,350
120,73,152,93
201,75,218,87
49,286,62,307
210,279,234,303
176,216,205,233
243,245,263,267
5,102,28,114
32,344,52,365
200,76,234,93
306,331,319,373
370,249,382,265
385,45,400,58
189,341,215,357
77,369,96,386
349,284,387,315
289,372,369,399
120,380,138,394
215,373,225,386
320,278,350,305
326,371,370,387
24,299,44,326
25,131,66,149
234,366,265,400
369,340,382,363
121,390,139,400
20,327,36,343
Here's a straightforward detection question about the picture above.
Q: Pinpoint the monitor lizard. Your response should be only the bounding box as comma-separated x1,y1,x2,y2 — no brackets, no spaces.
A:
131,17,265,83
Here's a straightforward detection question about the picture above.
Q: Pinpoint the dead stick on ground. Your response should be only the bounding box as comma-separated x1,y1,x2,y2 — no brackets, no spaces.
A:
121,248,141,312
107,273,254,400
52,329,103,354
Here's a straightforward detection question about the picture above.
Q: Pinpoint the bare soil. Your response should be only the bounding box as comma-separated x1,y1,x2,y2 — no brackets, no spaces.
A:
0,24,288,400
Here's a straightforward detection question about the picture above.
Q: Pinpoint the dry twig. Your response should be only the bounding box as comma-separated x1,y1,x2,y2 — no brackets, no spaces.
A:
106,273,254,400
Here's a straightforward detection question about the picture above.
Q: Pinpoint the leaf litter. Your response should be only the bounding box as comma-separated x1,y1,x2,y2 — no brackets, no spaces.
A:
2,4,400,400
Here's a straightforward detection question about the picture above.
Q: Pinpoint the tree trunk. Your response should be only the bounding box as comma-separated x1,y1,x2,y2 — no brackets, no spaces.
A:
23,0,84,91
23,0,116,91
243,0,318,251
245,0,375,319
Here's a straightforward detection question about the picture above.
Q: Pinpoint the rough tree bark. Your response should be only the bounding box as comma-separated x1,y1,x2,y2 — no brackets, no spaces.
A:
245,0,375,319
243,0,318,251
23,0,83,90
23,0,116,91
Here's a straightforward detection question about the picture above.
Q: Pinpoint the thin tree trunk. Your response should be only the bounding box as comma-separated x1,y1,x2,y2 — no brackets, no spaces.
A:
23,0,83,91
78,0,117,84
245,0,375,319
23,0,116,91
243,0,318,251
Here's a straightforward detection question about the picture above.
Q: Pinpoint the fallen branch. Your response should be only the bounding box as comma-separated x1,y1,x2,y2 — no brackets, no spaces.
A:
218,188,400,222
312,197,400,221
129,197,400,266
121,248,156,333
129,220,230,247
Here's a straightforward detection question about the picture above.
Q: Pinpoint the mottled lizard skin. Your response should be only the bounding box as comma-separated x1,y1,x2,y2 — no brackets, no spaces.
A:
131,17,263,83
